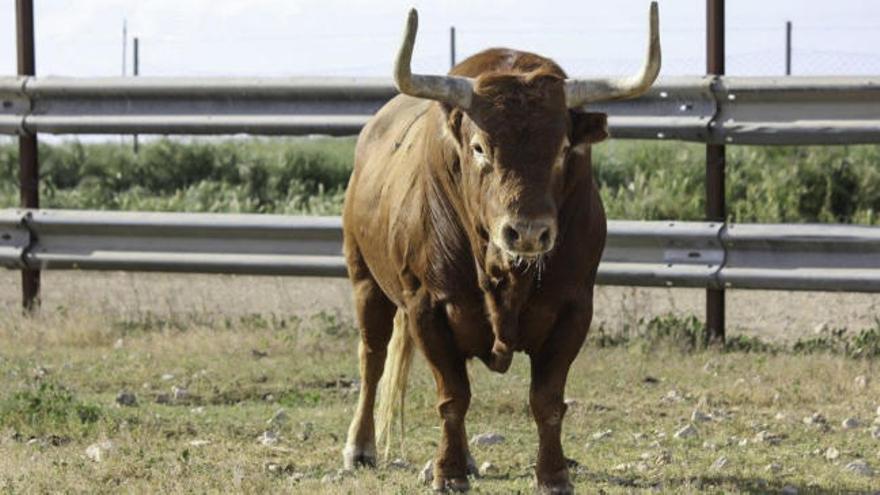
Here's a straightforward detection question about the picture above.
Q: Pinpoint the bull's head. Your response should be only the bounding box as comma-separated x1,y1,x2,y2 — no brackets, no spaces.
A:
394,3,660,267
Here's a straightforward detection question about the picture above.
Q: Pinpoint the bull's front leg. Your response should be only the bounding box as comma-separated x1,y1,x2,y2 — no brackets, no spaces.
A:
407,292,472,492
529,300,592,494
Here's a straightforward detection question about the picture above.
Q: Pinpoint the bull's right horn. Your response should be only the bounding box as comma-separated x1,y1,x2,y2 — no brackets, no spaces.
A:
564,1,662,107
394,9,475,109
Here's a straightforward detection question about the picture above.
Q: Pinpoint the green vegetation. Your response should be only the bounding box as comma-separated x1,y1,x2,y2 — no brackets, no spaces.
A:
1,137,878,223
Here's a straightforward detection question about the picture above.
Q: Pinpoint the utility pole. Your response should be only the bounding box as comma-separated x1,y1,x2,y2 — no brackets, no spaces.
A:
133,37,140,153
122,19,127,76
705,0,725,345
450,26,457,69
785,21,792,76
16,0,40,311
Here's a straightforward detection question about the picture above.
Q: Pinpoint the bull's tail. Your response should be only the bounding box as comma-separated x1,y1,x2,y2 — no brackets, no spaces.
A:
375,308,414,460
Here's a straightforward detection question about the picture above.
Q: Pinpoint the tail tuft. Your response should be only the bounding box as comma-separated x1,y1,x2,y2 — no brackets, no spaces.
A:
375,308,414,460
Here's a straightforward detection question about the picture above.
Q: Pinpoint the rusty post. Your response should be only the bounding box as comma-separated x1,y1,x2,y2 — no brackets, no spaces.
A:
16,0,40,312
706,0,725,345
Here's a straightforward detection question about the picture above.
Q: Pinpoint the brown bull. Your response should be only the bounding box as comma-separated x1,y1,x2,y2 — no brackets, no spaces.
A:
342,4,660,492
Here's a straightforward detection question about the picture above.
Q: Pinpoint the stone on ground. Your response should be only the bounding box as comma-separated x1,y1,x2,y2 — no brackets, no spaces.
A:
470,432,505,447
85,440,114,462
674,424,698,440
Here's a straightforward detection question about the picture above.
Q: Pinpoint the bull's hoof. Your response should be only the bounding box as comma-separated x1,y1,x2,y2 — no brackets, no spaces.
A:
419,460,474,492
432,476,470,493
466,453,479,477
537,480,574,494
342,445,376,470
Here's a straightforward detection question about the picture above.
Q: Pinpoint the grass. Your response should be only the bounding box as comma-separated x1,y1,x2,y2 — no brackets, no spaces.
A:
1,305,879,493
1,137,879,223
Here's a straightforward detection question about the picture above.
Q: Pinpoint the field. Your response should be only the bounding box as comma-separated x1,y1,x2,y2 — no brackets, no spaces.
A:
1,272,880,493
2,137,880,493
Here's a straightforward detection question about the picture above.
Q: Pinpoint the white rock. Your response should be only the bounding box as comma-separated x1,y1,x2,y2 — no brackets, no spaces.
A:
267,408,288,427
113,338,124,349
855,375,869,389
803,413,827,426
479,461,499,476
85,440,114,462
191,407,205,415
774,412,787,421
813,322,829,334
738,438,749,447
842,417,860,429
876,405,880,417
710,456,728,470
661,390,684,403
258,430,279,446
563,398,579,408
765,462,782,473
419,460,434,484
691,410,712,422
844,460,873,476
389,458,410,469
171,386,188,401
189,439,211,447
161,373,174,381
702,441,717,451
825,446,840,461
470,432,505,447
754,430,782,445
591,430,613,440
674,424,698,440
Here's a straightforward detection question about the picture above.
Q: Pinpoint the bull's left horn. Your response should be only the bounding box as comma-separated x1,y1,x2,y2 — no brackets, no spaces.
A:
394,8,475,109
564,1,661,107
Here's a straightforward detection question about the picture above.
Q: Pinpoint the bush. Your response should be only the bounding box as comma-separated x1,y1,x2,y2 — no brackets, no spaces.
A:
1,137,878,224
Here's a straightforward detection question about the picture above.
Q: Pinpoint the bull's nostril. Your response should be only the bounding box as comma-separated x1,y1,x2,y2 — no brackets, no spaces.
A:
502,225,519,246
539,229,551,246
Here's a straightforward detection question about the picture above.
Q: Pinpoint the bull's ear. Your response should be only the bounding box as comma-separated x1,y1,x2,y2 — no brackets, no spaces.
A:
570,111,608,145
442,104,464,145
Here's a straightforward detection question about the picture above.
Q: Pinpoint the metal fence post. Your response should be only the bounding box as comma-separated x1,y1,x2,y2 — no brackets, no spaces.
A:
16,0,40,312
450,27,456,69
706,0,725,345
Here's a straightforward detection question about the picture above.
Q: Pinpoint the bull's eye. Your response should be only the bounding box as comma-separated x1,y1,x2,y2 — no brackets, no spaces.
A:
470,141,489,169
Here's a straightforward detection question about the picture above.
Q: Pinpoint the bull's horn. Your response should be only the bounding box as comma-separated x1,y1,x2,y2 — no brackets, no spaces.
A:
564,1,661,107
394,9,475,109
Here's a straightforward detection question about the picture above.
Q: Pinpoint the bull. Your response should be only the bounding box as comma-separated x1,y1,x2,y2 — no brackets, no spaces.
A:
342,3,660,492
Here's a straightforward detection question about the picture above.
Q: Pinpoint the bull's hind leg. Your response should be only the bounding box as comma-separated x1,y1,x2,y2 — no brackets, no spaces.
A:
343,246,396,469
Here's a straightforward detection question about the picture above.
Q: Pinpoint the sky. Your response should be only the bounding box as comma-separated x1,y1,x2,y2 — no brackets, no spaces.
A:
1,0,879,80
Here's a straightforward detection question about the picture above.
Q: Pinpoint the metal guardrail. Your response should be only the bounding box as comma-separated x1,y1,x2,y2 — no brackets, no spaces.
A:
2,209,879,292
1,76,879,144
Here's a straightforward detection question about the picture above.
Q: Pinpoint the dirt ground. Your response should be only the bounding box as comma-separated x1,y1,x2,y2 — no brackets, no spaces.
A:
1,270,878,342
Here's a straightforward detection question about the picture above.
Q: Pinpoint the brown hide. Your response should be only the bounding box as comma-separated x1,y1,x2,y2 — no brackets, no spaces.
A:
342,48,607,492
345,48,606,368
